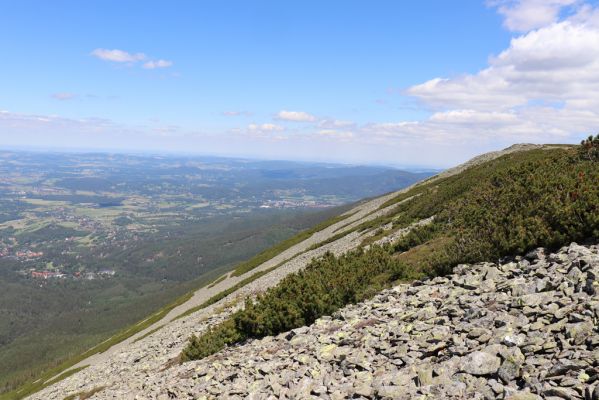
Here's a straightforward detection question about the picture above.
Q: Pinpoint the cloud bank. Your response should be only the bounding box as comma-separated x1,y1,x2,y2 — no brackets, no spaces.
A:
400,5,599,145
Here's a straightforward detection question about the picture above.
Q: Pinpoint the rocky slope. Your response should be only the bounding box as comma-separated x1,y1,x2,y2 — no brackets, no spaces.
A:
35,242,599,399
27,144,588,399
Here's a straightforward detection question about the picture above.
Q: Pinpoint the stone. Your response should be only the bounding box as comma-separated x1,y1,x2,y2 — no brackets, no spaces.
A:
542,386,581,399
505,393,543,400
353,371,374,396
390,373,413,387
546,360,587,378
566,321,594,345
503,334,526,347
318,344,337,361
467,327,487,338
498,347,525,383
525,248,546,261
377,385,405,398
461,351,501,376
289,334,309,347
416,365,434,386
518,291,556,307
488,378,504,395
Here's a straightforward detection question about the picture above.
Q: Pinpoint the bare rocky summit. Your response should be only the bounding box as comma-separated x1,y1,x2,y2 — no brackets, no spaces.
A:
39,242,599,399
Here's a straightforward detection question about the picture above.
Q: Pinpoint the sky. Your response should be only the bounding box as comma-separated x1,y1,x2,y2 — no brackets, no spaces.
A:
1,0,598,168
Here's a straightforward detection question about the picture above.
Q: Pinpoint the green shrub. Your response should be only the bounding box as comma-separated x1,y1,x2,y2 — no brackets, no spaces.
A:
181,319,242,361
579,134,599,161
394,222,442,252
182,247,418,361
442,149,599,263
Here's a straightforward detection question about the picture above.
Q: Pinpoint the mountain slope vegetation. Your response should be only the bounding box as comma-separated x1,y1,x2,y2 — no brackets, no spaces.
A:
182,142,598,361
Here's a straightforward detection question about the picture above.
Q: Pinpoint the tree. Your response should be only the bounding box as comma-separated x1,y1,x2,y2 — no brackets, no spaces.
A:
579,134,599,161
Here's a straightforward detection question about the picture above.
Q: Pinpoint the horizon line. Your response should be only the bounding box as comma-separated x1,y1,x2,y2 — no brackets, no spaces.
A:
0,144,445,172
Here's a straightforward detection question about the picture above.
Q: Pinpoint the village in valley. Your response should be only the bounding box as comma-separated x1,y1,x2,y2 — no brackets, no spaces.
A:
2,239,116,280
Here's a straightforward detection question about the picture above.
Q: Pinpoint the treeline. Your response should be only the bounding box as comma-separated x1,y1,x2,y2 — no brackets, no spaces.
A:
182,143,599,362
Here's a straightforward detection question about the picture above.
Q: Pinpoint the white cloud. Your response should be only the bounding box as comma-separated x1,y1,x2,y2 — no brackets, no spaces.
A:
91,48,172,70
0,110,124,138
360,108,577,144
51,92,77,101
318,119,356,129
275,110,317,122
142,59,173,69
317,129,354,140
242,123,286,140
403,3,599,146
429,110,518,124
489,0,579,32
91,48,146,63
248,123,284,132
223,111,252,117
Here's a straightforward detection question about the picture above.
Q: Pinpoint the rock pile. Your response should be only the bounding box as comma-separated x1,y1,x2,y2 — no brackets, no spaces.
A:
156,242,599,400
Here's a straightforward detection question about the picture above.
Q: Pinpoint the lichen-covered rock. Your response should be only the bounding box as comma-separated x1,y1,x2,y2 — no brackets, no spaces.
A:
462,351,501,376
566,321,594,345
498,347,525,383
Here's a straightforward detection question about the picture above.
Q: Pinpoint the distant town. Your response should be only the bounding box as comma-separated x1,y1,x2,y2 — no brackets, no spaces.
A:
19,268,115,280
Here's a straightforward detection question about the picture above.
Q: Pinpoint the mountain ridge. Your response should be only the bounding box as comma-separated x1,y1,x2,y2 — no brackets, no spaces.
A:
19,142,599,399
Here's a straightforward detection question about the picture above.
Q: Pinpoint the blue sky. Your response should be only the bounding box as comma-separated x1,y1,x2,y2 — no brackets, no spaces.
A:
1,0,598,167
